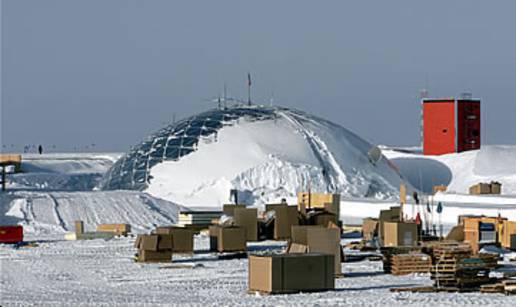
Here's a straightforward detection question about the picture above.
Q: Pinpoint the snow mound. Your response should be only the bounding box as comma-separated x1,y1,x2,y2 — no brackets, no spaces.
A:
7,153,120,191
2,191,180,238
101,106,405,207
383,145,516,195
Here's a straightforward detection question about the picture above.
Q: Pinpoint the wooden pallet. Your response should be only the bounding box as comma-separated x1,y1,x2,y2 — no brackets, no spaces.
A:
390,286,477,293
480,283,505,293
391,253,432,275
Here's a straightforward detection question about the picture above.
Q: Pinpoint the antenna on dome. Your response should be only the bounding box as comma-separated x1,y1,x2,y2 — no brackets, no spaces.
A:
223,83,228,109
247,73,252,106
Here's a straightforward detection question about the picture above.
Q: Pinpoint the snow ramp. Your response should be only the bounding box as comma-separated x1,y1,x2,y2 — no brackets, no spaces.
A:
3,191,180,238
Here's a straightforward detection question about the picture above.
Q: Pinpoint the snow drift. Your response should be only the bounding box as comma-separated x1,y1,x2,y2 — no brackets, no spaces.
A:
1,191,180,238
384,145,516,195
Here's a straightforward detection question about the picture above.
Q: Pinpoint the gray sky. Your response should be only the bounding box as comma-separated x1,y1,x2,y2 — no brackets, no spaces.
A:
2,0,516,152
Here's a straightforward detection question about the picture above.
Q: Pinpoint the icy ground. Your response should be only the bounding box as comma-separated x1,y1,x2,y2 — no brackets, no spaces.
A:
2,149,516,305
2,235,515,306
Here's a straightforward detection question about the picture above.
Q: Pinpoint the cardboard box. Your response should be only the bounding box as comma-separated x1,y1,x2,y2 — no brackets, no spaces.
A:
297,193,340,217
153,227,194,252
511,234,516,251
306,227,342,275
234,208,258,241
490,182,502,195
433,185,447,194
222,204,246,216
157,234,173,250
248,253,334,294
268,205,299,240
469,183,491,195
288,243,308,253
0,154,22,172
311,212,338,227
138,250,173,262
209,226,246,252
135,234,159,251
96,223,131,236
362,218,378,241
378,207,401,245
445,225,465,241
290,225,324,245
501,221,516,249
75,220,84,236
383,222,418,247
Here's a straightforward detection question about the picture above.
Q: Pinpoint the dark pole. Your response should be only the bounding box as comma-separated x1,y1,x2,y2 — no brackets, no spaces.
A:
1,166,5,191
247,73,251,106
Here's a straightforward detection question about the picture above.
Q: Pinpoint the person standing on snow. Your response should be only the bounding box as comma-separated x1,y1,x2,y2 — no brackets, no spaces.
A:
38,145,43,155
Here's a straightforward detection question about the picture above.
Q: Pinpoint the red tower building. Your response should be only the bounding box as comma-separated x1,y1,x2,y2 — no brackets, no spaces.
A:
456,99,481,152
422,97,481,155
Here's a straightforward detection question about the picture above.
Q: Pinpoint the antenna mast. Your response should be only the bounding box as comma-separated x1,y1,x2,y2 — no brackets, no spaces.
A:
247,73,252,106
223,84,228,109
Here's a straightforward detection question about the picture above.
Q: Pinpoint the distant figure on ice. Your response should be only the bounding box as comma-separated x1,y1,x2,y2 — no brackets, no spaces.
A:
38,145,43,155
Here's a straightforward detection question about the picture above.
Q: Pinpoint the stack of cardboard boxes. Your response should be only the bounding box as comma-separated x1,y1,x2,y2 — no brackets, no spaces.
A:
469,182,502,195
135,234,173,262
264,204,299,240
234,208,258,242
134,225,195,262
297,192,340,217
152,226,194,253
287,225,342,276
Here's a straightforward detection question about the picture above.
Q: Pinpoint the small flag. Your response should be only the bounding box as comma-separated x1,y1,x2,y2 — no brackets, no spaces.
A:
436,202,443,214
415,212,422,225
247,73,251,86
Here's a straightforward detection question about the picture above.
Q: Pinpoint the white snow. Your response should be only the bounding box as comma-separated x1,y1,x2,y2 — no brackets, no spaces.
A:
1,236,515,306
6,153,121,191
383,145,516,195
146,108,405,207
2,145,516,305
1,191,181,239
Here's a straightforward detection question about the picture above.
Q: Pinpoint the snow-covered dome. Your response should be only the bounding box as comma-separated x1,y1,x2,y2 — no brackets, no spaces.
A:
100,105,404,206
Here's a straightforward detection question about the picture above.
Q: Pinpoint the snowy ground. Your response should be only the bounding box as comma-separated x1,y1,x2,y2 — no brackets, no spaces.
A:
382,145,516,195
2,235,515,306
2,149,516,305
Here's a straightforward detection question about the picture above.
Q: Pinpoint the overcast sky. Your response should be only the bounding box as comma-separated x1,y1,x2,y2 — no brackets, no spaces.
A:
2,0,515,152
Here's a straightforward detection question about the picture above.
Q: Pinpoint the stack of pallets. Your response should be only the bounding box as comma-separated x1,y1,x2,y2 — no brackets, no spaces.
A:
391,253,432,275
380,246,422,273
431,243,492,290
478,253,499,270
504,280,516,295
